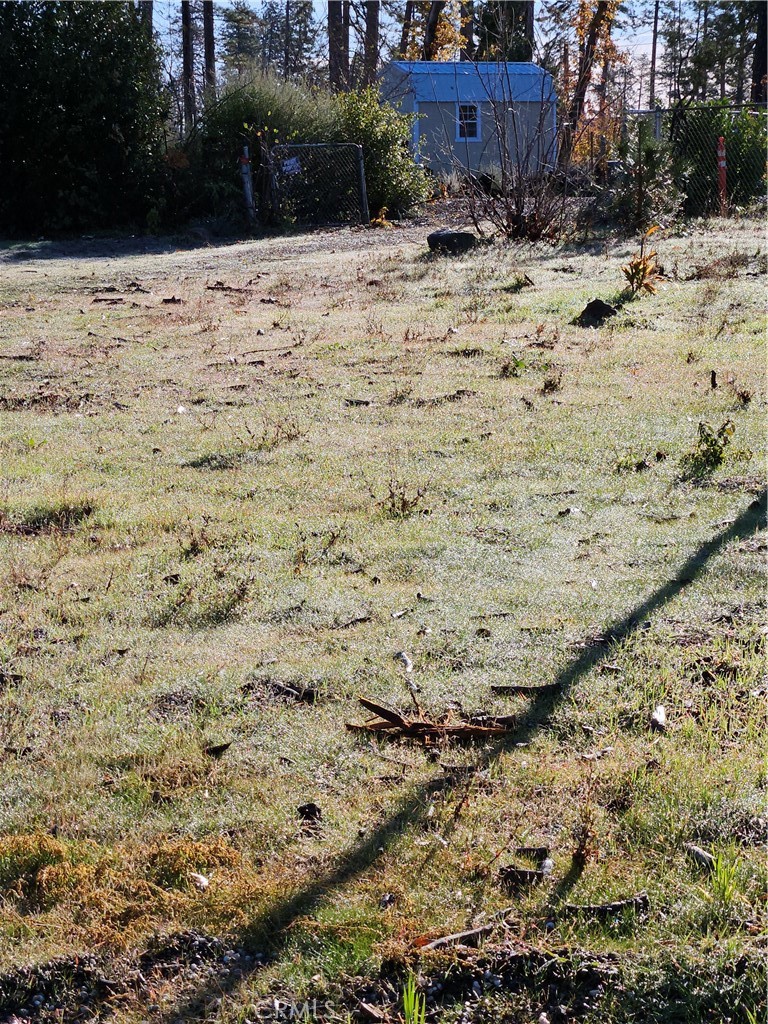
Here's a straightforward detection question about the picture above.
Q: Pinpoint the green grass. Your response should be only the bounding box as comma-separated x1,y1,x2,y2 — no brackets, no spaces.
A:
0,218,765,1022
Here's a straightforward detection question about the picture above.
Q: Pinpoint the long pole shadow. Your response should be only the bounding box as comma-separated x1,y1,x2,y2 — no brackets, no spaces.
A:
159,490,766,1019
511,489,765,744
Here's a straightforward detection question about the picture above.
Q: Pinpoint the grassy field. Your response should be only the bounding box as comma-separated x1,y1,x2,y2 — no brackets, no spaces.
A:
0,216,765,1024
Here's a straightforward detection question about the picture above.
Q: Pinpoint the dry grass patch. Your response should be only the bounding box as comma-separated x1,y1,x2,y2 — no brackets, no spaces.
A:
0,218,765,1022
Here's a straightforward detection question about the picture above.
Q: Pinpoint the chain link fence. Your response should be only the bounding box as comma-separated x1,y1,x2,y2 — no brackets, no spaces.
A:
623,104,767,217
268,143,369,226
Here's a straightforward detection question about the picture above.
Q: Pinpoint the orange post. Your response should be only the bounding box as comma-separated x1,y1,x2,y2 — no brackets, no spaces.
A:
717,136,727,216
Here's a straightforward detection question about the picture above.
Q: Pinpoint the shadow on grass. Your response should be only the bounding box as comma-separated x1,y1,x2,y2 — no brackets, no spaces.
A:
0,234,242,264
151,490,767,1017
0,221,389,266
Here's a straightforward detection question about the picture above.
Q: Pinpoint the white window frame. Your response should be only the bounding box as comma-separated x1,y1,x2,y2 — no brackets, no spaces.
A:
455,102,481,143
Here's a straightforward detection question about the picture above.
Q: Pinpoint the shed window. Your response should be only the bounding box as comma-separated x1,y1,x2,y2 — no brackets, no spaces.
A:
457,103,480,141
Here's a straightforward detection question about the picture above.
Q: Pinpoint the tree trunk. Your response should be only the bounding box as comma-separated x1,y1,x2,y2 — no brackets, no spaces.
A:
460,1,474,61
422,1,446,60
342,1,350,84
562,40,570,105
363,1,380,86
649,0,659,105
598,53,610,120
203,0,215,96
398,0,414,58
559,0,611,167
699,1,709,100
139,0,153,36
751,0,767,103
523,0,534,61
735,5,748,103
596,26,612,180
283,0,291,79
181,0,195,133
328,1,345,89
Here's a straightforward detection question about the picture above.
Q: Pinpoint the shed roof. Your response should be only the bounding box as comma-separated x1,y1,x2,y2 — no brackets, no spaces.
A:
389,61,555,104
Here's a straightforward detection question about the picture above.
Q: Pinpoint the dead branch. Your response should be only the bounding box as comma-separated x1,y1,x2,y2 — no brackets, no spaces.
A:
561,891,650,919
346,698,517,745
419,923,494,951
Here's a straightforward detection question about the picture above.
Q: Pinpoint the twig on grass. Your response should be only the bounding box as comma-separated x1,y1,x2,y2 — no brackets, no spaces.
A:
347,698,517,745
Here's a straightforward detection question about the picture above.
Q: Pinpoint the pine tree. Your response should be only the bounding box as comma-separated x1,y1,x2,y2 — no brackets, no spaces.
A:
475,1,534,61
220,0,261,78
259,0,318,78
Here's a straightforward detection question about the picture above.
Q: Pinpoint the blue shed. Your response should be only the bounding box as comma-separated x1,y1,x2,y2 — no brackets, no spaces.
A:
381,61,557,176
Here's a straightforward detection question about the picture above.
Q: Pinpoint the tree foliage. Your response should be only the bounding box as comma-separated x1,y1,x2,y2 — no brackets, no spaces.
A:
475,1,534,61
335,87,431,215
658,0,761,104
0,1,167,234
672,103,767,215
189,75,429,221
219,0,318,83
191,73,338,217
219,0,261,78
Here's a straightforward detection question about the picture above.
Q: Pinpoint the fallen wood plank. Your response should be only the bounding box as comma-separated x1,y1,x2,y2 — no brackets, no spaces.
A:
348,719,400,734
468,714,518,728
357,698,410,728
241,343,295,355
359,719,510,738
499,865,546,888
412,388,476,407
470,610,515,619
206,281,250,293
416,905,517,951
358,1002,388,1022
499,864,548,888
421,723,512,738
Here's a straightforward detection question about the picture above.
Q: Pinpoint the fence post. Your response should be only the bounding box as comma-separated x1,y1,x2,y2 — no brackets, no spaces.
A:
717,136,727,216
653,105,662,140
355,145,370,224
239,145,256,225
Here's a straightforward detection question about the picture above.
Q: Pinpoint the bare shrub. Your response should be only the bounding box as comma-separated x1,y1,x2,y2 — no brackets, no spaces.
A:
447,65,569,241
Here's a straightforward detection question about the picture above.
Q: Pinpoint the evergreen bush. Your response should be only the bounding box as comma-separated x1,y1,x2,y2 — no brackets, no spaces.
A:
0,1,167,235
670,103,767,216
334,88,430,217
189,74,338,221
191,76,429,223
